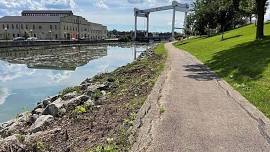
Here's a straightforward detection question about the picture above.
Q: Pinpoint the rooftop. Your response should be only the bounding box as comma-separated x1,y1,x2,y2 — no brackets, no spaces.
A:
0,16,61,23
21,10,73,16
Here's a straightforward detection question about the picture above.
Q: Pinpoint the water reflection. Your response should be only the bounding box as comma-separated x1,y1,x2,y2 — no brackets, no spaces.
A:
0,43,147,122
0,45,107,71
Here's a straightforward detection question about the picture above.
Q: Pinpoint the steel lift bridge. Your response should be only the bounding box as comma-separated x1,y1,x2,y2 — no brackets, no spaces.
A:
134,1,190,40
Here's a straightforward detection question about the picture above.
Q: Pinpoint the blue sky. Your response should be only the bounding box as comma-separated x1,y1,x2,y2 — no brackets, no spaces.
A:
0,0,193,32
0,0,269,32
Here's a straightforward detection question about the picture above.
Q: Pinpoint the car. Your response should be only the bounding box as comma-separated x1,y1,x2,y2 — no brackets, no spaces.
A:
79,37,86,40
71,38,78,41
26,37,38,41
13,37,25,41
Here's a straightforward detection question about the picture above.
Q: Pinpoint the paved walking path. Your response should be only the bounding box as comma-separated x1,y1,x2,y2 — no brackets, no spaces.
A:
132,42,270,152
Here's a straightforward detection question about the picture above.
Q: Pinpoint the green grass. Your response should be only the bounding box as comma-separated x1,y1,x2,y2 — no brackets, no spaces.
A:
154,42,167,58
174,23,270,118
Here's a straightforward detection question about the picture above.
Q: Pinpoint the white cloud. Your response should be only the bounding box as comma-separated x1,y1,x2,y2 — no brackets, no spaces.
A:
96,0,108,9
48,71,73,83
0,87,9,105
0,62,36,82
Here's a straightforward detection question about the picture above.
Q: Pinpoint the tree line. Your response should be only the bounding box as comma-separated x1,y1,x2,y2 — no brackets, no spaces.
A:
185,0,268,40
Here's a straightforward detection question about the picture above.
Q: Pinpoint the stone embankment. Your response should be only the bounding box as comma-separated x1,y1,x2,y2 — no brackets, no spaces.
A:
0,43,166,152
0,78,115,149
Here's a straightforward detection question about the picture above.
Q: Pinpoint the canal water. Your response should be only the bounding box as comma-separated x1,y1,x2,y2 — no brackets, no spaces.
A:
0,43,148,122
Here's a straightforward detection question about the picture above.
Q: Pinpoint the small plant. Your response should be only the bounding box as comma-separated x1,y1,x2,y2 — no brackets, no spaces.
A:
15,134,25,143
159,106,165,114
92,90,103,100
87,144,118,152
73,105,87,114
34,141,46,151
60,86,81,98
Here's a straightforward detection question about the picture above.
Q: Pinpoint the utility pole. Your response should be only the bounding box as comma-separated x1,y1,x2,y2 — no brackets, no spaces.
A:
146,13,149,39
172,7,176,40
134,11,137,41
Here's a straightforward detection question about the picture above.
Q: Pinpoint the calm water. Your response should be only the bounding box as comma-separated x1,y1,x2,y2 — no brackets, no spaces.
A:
0,43,147,122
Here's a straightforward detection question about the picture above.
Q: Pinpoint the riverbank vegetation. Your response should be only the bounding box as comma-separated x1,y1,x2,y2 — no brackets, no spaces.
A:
174,23,270,118
0,43,167,152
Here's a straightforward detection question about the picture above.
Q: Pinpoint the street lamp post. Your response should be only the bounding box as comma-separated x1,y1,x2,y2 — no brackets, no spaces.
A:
64,32,67,40
49,30,52,41
30,29,33,37
4,27,7,41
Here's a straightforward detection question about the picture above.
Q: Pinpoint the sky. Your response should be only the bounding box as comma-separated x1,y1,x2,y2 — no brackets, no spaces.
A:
0,0,269,32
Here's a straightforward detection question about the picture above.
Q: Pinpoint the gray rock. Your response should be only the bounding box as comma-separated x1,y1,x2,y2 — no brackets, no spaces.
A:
87,84,100,92
3,134,17,142
59,108,67,115
50,95,59,102
84,99,95,107
30,115,54,133
42,98,51,107
62,91,78,100
32,108,43,115
28,114,38,124
1,120,15,129
42,98,64,116
101,90,106,96
64,95,90,107
42,103,60,117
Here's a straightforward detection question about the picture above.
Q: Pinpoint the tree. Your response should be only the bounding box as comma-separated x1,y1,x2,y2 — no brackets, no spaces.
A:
240,0,256,23
255,0,267,40
216,0,236,40
184,13,196,36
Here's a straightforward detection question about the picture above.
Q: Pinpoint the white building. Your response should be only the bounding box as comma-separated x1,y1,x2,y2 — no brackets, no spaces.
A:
0,10,107,40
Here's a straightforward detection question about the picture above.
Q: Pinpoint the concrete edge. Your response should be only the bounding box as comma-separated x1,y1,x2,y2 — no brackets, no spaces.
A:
130,43,172,152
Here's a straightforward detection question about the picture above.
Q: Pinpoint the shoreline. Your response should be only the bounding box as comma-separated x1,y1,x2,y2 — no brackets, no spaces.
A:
0,39,119,49
0,43,167,151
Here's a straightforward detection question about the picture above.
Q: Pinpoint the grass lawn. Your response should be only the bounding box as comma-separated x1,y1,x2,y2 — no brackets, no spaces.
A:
174,23,270,118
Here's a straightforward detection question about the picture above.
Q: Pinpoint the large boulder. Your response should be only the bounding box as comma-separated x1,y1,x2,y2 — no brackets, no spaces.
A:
42,98,51,107
42,103,60,117
29,115,54,133
62,91,78,100
32,108,43,115
42,98,64,117
64,95,89,107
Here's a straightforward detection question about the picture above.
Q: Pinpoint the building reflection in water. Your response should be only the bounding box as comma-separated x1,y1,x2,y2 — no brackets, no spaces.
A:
0,45,108,71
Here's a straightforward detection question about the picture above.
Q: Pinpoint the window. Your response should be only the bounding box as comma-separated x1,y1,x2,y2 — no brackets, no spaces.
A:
33,24,35,30
7,24,9,29
50,25,52,30
55,34,58,39
21,24,23,29
12,24,14,29
26,25,28,29
39,25,42,29
55,25,57,30
2,24,4,29
16,24,18,29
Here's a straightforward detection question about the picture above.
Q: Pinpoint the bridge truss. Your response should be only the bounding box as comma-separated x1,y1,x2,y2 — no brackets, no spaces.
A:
134,1,190,40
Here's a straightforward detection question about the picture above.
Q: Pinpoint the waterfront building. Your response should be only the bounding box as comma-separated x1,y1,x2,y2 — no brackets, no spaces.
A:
0,10,107,40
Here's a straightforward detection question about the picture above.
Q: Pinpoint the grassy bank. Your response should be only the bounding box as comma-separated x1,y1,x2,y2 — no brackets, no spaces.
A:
0,43,167,152
174,23,270,117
